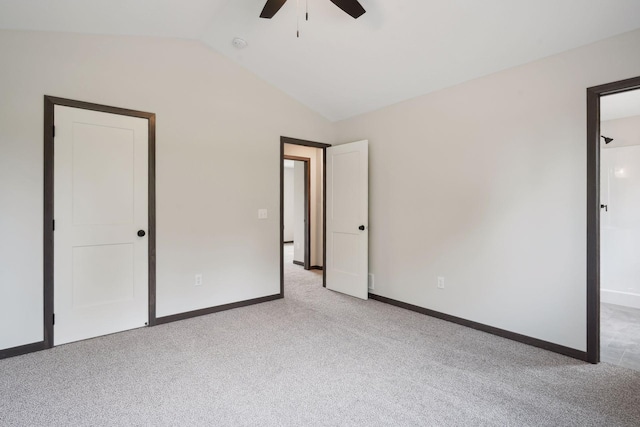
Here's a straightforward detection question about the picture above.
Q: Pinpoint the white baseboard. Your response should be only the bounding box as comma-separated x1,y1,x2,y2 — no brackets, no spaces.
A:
601,288,640,309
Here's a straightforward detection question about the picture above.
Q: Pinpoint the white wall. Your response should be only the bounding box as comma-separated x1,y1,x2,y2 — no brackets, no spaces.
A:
283,165,294,242
601,114,640,309
0,30,334,351
335,29,640,351
601,114,640,148
293,161,305,263
283,144,324,267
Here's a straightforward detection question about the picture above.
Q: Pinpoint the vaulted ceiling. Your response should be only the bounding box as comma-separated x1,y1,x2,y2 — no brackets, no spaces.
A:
2,0,640,120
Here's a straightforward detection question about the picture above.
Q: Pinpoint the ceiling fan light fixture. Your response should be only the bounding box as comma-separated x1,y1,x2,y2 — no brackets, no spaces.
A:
260,0,365,20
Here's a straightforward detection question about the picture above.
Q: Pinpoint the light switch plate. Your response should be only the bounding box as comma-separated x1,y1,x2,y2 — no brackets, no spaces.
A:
258,209,268,219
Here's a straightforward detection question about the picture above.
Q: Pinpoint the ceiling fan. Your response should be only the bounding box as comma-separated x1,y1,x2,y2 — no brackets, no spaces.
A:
260,0,366,19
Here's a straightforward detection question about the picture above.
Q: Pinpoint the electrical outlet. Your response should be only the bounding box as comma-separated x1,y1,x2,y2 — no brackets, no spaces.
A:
368,273,375,290
258,209,268,219
437,276,445,289
195,274,203,286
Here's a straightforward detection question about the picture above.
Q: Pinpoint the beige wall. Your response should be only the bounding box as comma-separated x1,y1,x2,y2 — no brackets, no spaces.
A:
0,30,334,350
335,29,640,351
292,161,305,263
602,114,640,148
283,166,295,242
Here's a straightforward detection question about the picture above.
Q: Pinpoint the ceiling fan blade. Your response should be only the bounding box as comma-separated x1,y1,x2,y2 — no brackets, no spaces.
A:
260,0,288,19
329,0,366,19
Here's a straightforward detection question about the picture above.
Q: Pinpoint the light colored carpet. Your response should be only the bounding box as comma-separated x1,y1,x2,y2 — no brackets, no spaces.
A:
1,246,640,426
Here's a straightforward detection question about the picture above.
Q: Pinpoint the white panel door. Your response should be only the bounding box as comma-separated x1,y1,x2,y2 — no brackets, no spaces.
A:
54,105,149,345
326,140,369,299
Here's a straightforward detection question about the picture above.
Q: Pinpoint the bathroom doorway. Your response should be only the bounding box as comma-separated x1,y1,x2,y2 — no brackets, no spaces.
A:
587,75,640,366
599,87,640,370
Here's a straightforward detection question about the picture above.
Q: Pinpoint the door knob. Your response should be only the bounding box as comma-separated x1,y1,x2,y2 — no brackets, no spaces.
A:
137,230,146,237
359,225,365,231
600,204,608,212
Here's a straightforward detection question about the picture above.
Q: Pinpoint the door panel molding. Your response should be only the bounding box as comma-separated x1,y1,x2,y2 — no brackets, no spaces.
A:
44,96,156,350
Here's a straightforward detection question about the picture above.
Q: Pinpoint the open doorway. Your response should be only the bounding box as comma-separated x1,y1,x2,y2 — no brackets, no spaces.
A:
587,75,640,365
279,136,370,300
283,156,311,269
598,87,640,370
280,137,330,296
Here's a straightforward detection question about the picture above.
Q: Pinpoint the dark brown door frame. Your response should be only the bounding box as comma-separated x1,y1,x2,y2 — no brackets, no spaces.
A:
43,95,157,349
280,137,331,295
284,155,311,270
586,75,640,364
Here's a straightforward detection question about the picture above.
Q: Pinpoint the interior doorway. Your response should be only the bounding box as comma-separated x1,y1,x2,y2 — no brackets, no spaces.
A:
586,75,640,364
597,87,640,370
284,156,311,269
44,96,156,348
280,137,330,296
279,136,371,302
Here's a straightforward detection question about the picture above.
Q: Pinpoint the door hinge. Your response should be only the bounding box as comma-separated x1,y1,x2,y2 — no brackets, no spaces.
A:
52,313,55,325
52,126,55,138
52,219,55,231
